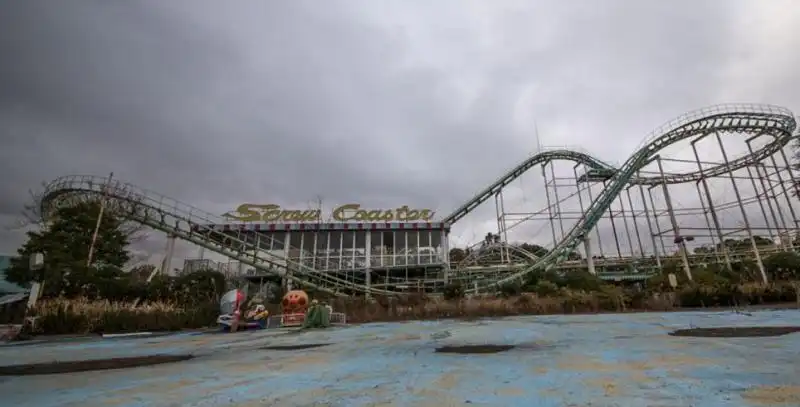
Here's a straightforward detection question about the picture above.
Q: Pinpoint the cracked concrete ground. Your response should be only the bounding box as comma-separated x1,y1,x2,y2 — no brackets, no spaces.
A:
1,310,799,407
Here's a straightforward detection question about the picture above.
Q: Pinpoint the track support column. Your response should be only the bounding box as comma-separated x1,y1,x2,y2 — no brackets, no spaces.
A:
646,186,668,257
574,164,605,258
638,181,661,269
442,228,451,285
160,233,177,275
770,150,800,229
548,163,566,238
691,137,731,271
283,232,293,291
542,163,558,247
716,133,767,283
758,162,791,248
497,190,510,263
365,231,372,300
745,135,779,245
625,187,645,257
656,156,693,282
583,235,596,275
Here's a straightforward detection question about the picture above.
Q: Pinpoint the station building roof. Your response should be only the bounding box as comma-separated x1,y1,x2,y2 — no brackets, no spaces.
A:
193,222,451,233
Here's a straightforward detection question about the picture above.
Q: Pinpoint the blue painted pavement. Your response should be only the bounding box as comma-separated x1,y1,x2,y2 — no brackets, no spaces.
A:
1,310,799,406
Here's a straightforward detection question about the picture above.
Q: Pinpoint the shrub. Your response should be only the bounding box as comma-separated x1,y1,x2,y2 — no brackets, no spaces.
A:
560,272,604,292
674,281,800,308
763,252,800,280
443,283,465,300
532,280,559,297
498,281,523,298
595,286,627,312
29,268,228,307
523,270,562,289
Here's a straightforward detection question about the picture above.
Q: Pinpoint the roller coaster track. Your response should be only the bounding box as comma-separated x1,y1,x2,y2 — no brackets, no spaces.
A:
444,104,797,225
39,104,796,296
39,177,398,297
453,241,791,277
443,104,797,291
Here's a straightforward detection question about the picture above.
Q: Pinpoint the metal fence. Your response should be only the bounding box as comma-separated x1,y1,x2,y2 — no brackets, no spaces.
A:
264,311,347,329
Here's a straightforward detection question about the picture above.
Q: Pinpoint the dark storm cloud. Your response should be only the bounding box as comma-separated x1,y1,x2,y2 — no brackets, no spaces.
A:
1,0,799,261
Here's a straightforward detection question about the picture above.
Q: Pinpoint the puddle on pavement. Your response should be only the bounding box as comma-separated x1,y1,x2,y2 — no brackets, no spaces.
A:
669,326,800,338
613,335,636,339
435,344,515,354
0,354,194,376
261,343,331,351
434,341,557,355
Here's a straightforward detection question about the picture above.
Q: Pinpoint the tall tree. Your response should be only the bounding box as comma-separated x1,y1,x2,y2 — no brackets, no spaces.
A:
5,201,131,297
448,248,467,263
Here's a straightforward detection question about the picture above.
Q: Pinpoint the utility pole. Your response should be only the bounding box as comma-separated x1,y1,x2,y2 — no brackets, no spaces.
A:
317,195,328,222
534,120,543,153
87,172,114,267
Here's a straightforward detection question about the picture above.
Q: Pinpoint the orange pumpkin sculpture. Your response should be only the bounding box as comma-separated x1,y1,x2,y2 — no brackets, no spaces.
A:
281,290,309,326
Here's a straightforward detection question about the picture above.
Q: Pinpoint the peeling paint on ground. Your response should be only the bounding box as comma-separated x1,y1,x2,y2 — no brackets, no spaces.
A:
1,310,799,406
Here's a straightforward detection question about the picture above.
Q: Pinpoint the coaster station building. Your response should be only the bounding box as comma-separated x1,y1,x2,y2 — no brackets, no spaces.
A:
185,203,451,293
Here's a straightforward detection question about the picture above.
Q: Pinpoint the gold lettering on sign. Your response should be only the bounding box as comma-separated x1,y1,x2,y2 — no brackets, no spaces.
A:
222,204,322,222
222,204,263,222
331,204,435,222
331,204,357,222
260,204,282,222
223,203,435,223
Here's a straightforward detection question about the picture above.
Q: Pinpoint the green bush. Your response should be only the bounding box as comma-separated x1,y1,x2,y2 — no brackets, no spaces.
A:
523,270,562,289
763,252,800,281
560,272,604,292
674,281,799,308
532,280,560,297
443,283,465,300
43,268,227,306
498,281,523,298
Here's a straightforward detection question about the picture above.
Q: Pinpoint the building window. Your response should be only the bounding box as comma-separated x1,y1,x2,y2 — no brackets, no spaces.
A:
269,232,286,251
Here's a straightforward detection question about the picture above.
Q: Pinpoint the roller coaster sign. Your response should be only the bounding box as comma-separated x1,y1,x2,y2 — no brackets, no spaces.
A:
221,203,436,223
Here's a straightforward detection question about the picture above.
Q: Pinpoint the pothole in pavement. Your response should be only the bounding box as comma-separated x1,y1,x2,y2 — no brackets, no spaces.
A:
0,354,194,376
261,343,331,351
613,335,636,340
669,326,800,338
435,344,515,354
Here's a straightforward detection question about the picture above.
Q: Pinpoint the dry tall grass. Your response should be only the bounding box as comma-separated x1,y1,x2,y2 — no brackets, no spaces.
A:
330,281,800,324
11,280,800,336
28,297,216,335
331,291,677,324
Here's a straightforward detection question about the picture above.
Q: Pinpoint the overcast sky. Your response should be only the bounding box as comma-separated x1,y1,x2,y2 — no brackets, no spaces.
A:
1,0,799,265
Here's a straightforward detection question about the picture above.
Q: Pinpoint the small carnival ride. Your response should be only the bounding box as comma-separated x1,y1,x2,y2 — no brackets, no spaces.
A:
216,289,343,332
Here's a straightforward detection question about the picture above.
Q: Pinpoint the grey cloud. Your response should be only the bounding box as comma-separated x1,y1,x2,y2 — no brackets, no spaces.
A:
1,1,799,264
